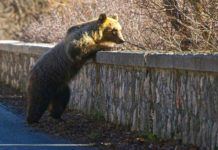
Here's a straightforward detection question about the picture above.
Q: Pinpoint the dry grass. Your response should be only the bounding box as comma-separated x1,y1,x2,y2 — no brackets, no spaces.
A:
0,0,61,39
0,0,217,51
136,0,217,51
19,0,149,51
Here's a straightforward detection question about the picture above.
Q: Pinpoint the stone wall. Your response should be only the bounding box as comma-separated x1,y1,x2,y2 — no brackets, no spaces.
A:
0,40,217,149
0,41,53,92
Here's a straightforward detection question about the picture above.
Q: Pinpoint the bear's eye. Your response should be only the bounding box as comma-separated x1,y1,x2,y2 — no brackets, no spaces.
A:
112,29,118,36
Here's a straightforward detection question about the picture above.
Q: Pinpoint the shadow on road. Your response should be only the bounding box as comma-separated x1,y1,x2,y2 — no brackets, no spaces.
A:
0,103,96,150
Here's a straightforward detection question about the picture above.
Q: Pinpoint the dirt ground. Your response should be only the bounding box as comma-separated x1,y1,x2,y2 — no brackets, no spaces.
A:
0,82,199,150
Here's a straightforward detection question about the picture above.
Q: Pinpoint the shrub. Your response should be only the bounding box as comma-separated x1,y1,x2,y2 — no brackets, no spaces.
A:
1,0,217,51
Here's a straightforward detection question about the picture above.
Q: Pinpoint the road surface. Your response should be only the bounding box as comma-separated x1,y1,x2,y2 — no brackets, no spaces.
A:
0,103,96,150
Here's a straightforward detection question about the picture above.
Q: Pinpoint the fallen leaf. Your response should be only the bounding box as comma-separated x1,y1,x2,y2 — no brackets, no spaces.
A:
136,137,145,142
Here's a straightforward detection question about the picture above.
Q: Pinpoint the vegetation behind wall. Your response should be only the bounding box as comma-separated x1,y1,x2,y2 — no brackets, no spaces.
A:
0,0,217,51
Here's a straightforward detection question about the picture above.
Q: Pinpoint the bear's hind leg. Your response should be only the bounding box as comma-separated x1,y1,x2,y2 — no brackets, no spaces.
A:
26,96,50,124
26,84,55,124
49,86,70,120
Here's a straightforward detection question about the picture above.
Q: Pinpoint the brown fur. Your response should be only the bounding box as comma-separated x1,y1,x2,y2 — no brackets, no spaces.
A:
26,13,124,124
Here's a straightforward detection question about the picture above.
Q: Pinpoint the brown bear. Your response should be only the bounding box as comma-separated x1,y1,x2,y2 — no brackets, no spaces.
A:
26,13,125,124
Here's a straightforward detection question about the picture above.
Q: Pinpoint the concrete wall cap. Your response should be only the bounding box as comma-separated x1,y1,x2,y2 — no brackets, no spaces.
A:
0,40,217,72
0,40,54,55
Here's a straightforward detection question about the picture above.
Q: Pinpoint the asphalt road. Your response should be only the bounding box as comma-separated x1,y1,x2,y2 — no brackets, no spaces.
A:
0,103,96,150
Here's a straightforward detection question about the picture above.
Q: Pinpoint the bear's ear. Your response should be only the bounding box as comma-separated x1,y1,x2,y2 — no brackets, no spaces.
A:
112,13,118,21
98,13,107,24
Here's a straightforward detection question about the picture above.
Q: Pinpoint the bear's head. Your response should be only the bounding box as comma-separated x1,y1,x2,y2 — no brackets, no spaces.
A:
97,13,125,46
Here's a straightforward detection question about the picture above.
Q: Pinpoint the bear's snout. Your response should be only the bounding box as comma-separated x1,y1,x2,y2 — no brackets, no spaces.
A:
117,32,125,44
119,39,125,43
